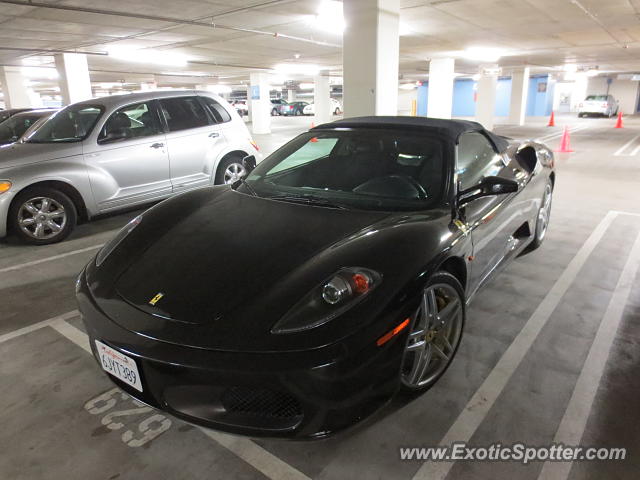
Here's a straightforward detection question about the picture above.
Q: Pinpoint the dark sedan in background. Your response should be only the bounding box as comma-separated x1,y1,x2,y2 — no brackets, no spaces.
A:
0,109,56,145
78,117,555,439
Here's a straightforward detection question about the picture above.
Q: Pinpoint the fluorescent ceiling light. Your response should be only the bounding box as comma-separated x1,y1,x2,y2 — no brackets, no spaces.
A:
462,47,504,62
21,67,58,79
311,1,345,35
563,64,578,73
299,82,314,90
107,47,188,67
585,69,599,77
399,83,416,90
274,63,321,76
203,85,232,94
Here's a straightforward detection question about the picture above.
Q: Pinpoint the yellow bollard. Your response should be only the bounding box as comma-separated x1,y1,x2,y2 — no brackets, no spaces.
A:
410,99,417,116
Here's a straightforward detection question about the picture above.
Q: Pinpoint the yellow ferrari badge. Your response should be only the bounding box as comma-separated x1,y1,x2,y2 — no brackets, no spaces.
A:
149,293,164,306
453,219,468,234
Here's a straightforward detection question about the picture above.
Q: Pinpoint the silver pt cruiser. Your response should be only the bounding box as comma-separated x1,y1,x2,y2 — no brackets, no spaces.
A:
0,90,262,244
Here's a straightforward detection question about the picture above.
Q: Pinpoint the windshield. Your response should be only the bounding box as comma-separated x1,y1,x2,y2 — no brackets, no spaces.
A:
25,105,103,143
242,129,448,211
585,95,608,101
0,113,46,143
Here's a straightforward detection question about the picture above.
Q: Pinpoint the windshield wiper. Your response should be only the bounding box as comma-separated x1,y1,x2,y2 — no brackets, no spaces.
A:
269,193,348,210
233,177,258,196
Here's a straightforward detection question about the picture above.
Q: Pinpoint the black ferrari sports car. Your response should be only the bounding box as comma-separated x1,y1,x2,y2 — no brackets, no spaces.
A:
77,116,555,439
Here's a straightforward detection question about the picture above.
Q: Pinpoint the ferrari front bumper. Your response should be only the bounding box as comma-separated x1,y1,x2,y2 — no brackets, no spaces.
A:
77,268,407,439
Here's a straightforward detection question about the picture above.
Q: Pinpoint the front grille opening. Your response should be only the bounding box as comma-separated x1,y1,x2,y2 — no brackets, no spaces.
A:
221,387,303,419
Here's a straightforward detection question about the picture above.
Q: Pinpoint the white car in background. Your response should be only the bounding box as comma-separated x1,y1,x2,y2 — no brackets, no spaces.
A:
303,99,343,116
578,95,619,117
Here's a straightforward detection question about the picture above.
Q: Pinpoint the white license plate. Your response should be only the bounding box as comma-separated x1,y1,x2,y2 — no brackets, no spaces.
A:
95,340,143,392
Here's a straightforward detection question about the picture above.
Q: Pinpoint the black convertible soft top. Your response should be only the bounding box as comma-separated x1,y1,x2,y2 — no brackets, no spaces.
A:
313,116,510,152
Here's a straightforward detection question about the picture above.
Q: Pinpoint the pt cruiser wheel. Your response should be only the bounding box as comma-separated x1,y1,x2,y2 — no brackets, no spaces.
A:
216,157,247,185
401,272,465,391
10,187,77,245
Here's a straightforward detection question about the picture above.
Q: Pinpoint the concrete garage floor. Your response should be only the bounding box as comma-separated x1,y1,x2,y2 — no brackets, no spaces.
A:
1,114,639,480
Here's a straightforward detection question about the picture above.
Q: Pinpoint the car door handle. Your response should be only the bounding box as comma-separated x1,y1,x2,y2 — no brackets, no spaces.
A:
209,132,220,138
150,142,164,149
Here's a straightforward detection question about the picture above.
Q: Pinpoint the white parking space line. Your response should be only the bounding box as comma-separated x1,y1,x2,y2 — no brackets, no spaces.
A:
199,428,311,480
412,211,618,480
46,317,310,480
0,244,103,274
0,310,78,344
537,230,640,480
535,125,589,143
50,319,92,354
613,135,640,157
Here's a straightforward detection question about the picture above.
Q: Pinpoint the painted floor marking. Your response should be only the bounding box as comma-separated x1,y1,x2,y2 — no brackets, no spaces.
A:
412,211,618,480
537,229,640,480
613,135,640,156
0,310,78,344
535,124,589,143
0,244,103,274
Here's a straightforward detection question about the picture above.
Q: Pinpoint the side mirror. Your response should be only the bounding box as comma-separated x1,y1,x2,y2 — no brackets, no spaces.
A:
458,176,518,206
242,155,257,174
98,130,128,144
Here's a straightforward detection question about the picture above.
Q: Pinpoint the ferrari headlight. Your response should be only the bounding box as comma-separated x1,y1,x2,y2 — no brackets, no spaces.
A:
95,214,142,267
271,267,381,334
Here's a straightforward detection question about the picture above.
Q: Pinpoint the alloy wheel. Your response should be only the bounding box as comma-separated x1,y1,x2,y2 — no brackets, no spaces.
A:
536,183,553,242
17,196,67,240
401,283,463,389
224,162,247,184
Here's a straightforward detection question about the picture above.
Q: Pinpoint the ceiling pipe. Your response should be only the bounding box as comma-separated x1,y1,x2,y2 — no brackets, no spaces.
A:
0,46,107,55
0,0,341,48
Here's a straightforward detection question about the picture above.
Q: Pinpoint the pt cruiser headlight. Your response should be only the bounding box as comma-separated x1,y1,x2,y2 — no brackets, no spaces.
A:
95,214,142,267
271,267,382,334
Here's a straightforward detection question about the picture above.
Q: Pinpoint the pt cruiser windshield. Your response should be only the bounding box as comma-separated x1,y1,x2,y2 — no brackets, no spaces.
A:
25,105,104,143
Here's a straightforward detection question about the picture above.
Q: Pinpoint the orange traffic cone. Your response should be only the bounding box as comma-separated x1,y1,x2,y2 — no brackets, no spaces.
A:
614,111,623,128
554,126,573,153
547,111,555,127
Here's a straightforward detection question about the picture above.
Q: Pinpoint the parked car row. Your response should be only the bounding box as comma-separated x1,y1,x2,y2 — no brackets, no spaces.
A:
0,109,57,145
0,90,262,244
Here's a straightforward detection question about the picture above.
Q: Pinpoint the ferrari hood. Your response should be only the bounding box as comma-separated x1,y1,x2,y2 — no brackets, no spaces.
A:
114,187,390,326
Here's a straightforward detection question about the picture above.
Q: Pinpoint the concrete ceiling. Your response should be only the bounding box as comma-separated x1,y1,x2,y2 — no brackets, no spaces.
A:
1,0,639,92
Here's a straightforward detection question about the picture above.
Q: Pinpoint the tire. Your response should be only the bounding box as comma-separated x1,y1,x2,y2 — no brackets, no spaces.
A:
271,108,278,116
215,156,247,185
399,271,465,393
9,187,77,245
527,179,553,251
334,108,341,115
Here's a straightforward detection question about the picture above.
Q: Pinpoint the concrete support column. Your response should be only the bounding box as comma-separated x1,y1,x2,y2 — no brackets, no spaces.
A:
287,89,295,103
475,71,498,130
313,74,331,125
427,58,455,119
249,72,271,134
508,67,530,125
0,67,37,108
54,53,92,105
343,0,399,116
